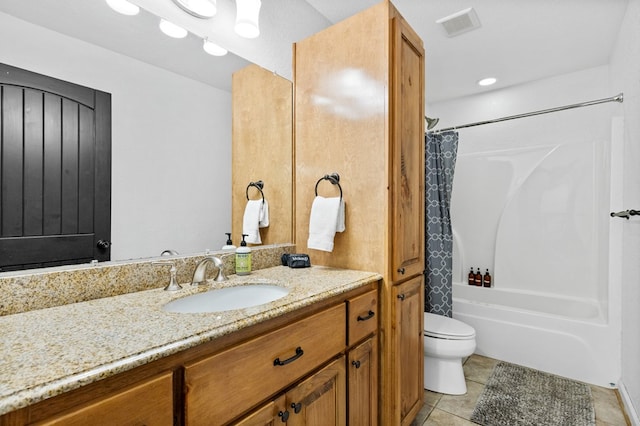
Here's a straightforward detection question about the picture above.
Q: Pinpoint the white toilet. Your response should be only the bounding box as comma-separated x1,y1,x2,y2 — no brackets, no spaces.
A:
423,312,476,395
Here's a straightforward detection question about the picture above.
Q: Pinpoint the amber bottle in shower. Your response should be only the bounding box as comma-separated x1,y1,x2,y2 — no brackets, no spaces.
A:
474,268,482,286
468,268,475,285
483,269,492,287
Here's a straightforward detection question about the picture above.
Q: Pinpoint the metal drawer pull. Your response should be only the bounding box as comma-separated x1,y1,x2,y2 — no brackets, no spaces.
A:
273,347,304,366
278,410,289,422
291,402,302,414
397,294,406,301
352,360,361,369
397,267,405,274
357,310,375,321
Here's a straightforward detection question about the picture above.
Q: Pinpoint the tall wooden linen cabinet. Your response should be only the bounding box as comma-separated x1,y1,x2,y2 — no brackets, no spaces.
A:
293,1,425,425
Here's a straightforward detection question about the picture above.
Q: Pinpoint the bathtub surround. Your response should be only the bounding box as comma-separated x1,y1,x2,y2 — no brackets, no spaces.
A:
431,65,623,389
424,131,459,317
471,362,595,426
0,244,294,316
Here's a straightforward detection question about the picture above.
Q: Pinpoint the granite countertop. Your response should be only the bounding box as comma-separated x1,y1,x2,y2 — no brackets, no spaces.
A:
0,265,381,416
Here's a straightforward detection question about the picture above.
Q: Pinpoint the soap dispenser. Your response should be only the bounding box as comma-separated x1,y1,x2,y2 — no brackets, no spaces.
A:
235,234,252,275
468,268,475,286
474,268,483,286
222,233,236,250
483,269,492,288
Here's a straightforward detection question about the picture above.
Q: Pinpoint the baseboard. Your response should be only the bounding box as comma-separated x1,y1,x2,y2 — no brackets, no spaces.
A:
619,380,640,426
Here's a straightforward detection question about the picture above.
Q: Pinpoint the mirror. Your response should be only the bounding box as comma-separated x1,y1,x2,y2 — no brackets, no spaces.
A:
0,2,296,274
231,64,294,247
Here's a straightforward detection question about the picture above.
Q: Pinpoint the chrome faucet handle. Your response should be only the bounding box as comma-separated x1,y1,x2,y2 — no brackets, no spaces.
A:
153,260,182,291
212,256,228,282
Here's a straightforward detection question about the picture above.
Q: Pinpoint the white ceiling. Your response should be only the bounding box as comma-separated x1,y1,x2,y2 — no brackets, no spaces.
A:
0,0,630,101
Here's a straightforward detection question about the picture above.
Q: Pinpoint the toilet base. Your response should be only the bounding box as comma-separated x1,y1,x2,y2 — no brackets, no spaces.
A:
423,355,467,395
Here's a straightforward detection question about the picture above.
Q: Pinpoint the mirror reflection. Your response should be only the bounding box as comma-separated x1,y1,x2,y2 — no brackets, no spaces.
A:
0,1,278,272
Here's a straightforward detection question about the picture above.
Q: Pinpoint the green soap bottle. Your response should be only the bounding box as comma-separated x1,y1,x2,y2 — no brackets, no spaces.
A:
235,234,252,275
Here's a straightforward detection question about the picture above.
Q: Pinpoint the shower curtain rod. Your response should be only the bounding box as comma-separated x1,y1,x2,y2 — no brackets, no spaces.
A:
429,92,624,133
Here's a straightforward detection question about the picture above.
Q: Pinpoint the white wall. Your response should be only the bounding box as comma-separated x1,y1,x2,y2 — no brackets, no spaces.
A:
0,12,232,261
610,0,640,422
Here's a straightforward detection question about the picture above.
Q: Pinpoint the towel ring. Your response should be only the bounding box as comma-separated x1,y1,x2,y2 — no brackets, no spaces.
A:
314,173,342,199
246,180,265,201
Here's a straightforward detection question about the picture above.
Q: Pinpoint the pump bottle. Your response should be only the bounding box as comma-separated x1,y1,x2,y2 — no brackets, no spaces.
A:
474,268,482,286
222,233,236,250
483,269,492,288
235,234,252,275
468,268,475,286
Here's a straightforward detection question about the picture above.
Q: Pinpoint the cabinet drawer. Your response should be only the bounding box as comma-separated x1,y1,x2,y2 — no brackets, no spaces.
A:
184,304,346,425
347,290,378,345
34,371,173,426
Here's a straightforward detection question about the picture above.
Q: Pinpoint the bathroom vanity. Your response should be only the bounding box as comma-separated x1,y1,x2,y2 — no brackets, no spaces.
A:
0,265,380,425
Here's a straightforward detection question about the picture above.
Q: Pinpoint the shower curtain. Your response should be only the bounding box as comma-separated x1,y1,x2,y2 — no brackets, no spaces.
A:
425,131,459,317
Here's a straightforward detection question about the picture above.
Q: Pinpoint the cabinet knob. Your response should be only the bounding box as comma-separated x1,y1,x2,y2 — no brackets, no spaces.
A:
291,402,302,414
397,293,406,301
278,410,289,422
352,360,361,369
397,267,405,274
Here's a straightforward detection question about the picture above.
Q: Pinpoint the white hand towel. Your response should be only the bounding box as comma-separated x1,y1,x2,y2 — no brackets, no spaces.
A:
243,200,263,244
307,196,346,252
259,199,269,228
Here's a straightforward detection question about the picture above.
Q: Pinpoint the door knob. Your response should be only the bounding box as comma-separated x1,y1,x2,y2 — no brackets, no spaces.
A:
96,240,112,249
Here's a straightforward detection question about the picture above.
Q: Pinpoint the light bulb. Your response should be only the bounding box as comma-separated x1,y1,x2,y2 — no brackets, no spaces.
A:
235,0,261,39
105,0,140,16
203,40,228,56
159,19,188,38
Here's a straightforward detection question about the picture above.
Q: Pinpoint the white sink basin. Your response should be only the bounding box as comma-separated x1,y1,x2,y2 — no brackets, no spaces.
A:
163,284,290,314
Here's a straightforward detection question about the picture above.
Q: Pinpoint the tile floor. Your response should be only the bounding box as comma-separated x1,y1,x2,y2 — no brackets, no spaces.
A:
411,354,630,426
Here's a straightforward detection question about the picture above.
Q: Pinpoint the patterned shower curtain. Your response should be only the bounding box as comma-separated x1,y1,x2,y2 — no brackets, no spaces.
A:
425,131,459,317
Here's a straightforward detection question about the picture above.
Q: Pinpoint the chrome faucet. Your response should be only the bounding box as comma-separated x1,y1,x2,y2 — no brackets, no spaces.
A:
191,256,228,286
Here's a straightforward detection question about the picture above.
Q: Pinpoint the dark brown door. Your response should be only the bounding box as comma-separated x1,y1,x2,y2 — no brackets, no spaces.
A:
0,63,111,271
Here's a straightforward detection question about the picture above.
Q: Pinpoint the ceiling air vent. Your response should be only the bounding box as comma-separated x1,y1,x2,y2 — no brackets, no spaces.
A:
436,7,481,37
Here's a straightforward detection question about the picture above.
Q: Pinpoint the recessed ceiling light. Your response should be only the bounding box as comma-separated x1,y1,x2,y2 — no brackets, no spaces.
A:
159,19,188,38
203,39,228,56
105,0,140,16
478,77,497,86
172,0,217,19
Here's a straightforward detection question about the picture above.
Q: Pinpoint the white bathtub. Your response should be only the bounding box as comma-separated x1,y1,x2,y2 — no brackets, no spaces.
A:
452,283,619,387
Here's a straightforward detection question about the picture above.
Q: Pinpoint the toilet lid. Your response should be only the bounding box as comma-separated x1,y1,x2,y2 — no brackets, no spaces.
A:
423,312,475,340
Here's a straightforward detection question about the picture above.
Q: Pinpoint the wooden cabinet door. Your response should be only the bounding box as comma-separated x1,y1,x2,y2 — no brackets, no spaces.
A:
184,305,345,426
233,396,288,426
33,371,173,426
393,276,424,426
286,357,346,426
347,338,378,426
390,16,425,283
